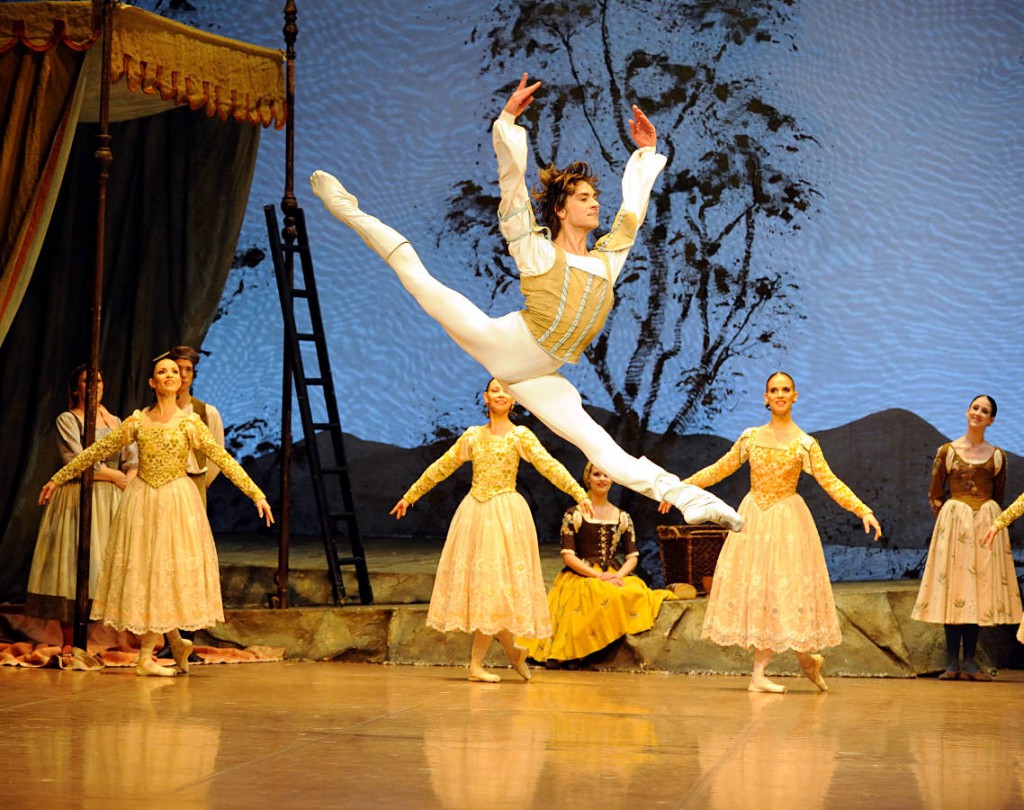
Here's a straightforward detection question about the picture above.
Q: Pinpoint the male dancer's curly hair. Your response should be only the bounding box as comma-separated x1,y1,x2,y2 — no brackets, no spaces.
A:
531,161,599,242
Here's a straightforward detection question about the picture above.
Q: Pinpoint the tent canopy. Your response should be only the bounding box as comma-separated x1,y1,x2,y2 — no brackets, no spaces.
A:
0,1,286,602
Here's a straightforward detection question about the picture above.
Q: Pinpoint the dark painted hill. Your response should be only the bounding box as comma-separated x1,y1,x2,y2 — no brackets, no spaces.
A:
209,407,1023,558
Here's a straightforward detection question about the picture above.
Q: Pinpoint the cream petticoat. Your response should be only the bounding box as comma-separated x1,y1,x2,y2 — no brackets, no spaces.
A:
90,475,223,634
427,490,550,638
702,492,842,652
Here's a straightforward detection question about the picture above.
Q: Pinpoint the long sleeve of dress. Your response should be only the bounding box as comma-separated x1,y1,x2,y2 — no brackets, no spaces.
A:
515,427,587,502
684,435,746,489
50,420,134,486
993,490,1024,531
402,430,472,505
807,439,873,518
186,415,265,502
928,444,950,516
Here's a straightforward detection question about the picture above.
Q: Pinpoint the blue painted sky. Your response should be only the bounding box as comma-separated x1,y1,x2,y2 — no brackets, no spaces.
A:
137,0,1024,457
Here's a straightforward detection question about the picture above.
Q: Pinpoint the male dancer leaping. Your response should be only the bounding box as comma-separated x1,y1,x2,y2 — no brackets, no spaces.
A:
311,73,743,531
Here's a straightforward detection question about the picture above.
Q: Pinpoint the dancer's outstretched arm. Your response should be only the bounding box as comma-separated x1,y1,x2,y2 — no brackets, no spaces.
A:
594,105,667,284
493,74,556,280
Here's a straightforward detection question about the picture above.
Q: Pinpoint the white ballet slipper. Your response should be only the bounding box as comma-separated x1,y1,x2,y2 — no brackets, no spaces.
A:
310,170,408,261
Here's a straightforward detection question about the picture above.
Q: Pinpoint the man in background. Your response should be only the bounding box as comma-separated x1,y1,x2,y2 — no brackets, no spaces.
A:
168,345,224,508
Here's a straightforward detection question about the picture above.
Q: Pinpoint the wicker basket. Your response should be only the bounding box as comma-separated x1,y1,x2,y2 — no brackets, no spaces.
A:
656,524,728,594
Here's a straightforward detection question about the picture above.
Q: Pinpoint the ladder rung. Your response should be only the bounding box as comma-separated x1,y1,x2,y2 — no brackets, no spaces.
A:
305,377,324,386
312,421,340,431
321,466,348,475
292,289,309,299
329,511,357,522
337,556,364,566
296,332,319,341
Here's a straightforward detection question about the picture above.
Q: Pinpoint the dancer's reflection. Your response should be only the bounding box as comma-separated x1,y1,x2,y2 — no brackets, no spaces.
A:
696,693,837,809
423,688,549,808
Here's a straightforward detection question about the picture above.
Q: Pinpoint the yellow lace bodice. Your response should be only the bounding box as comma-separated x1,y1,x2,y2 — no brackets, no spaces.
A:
994,490,1024,531
403,425,586,505
51,409,265,502
685,427,872,516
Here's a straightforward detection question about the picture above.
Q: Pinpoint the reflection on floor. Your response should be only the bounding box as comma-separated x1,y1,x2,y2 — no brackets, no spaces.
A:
3,661,1024,809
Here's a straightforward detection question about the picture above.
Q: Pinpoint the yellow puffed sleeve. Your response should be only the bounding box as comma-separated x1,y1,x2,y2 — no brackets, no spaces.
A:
50,415,139,486
184,414,266,503
684,429,751,489
993,490,1024,531
513,426,587,502
806,438,872,518
402,429,473,505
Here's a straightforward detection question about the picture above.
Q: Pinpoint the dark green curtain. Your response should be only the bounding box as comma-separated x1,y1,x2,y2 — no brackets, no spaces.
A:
0,106,260,601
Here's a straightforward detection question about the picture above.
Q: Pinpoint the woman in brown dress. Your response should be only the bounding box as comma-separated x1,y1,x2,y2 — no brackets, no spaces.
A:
912,395,1022,680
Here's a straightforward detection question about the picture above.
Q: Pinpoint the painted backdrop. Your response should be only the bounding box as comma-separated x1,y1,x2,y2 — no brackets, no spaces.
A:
135,0,1023,456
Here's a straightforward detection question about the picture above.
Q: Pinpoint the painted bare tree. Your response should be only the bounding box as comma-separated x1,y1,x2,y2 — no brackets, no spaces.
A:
445,0,814,454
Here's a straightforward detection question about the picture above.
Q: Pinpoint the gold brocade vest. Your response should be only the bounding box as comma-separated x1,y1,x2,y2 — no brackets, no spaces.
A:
519,210,638,364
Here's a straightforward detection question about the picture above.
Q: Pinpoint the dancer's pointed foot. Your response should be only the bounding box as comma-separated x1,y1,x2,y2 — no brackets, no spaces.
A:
510,646,532,682
136,658,177,677
310,170,360,219
748,675,787,693
666,484,744,532
170,638,194,675
800,653,828,692
468,667,501,683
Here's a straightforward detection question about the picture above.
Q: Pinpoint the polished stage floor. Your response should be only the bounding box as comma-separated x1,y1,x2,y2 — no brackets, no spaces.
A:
3,661,1023,809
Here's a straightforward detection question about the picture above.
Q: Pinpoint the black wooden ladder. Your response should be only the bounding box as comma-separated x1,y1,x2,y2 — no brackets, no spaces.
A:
265,204,373,605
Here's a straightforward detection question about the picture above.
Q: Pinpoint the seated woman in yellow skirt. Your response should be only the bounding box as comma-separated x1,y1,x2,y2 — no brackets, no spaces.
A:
525,462,677,666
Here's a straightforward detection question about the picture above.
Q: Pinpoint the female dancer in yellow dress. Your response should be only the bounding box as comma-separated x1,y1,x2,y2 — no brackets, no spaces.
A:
913,395,1021,680
668,372,882,693
390,379,590,682
39,357,273,676
525,462,677,666
983,490,1024,647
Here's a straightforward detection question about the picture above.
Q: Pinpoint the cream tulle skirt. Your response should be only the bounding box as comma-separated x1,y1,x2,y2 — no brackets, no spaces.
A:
702,492,842,652
912,499,1022,625
427,491,550,638
90,476,223,634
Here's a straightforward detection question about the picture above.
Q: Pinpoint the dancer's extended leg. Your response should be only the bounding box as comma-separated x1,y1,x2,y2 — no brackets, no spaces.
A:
311,172,521,372
507,374,743,531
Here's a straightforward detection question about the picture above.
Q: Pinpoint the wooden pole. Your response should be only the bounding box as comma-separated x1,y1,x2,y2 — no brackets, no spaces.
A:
273,0,298,609
73,0,114,649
